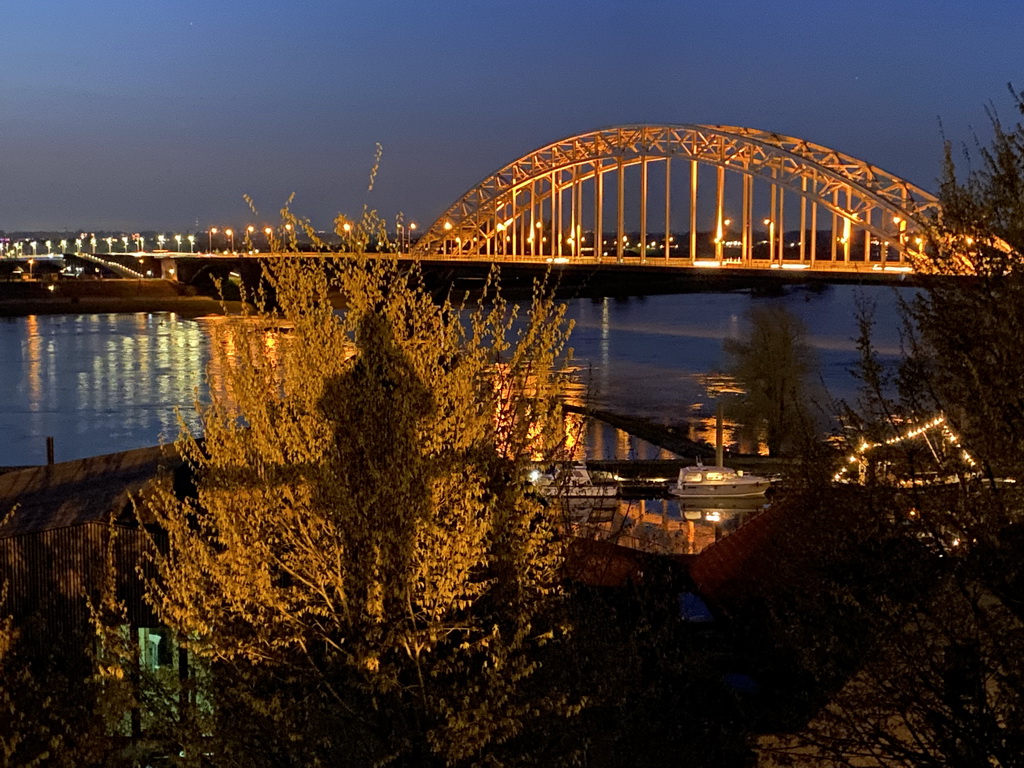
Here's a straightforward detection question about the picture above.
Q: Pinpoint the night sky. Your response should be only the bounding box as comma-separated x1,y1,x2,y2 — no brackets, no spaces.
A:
3,0,1022,232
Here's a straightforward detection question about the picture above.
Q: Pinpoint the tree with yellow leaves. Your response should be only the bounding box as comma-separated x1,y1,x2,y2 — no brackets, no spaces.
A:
142,254,577,766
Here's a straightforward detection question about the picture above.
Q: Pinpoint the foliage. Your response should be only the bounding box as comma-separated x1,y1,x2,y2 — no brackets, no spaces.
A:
141,253,579,766
756,86,1024,767
723,304,818,457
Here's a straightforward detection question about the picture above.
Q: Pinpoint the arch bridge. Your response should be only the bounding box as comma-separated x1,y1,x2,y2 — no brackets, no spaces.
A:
413,125,941,275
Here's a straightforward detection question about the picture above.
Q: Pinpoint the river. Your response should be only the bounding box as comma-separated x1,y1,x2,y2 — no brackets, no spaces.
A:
0,283,910,467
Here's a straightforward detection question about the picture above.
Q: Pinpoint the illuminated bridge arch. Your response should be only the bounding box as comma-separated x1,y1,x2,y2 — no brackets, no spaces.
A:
413,124,940,272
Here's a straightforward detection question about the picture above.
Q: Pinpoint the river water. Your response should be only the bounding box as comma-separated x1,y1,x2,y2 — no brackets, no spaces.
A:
0,283,910,467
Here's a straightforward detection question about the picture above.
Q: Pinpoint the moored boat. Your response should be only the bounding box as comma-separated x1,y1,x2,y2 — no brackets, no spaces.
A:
669,460,771,498
530,462,619,508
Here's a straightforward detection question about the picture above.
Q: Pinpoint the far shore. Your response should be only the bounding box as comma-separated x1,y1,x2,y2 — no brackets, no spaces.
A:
0,278,244,317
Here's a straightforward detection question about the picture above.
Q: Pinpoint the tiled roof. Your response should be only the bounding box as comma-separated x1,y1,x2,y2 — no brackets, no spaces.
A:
0,445,181,538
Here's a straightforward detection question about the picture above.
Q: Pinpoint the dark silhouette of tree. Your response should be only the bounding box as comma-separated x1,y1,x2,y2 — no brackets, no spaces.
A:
758,85,1024,768
724,304,818,457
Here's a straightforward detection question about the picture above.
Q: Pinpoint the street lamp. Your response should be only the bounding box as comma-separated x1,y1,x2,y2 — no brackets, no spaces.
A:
763,219,775,262
174,234,182,252
408,222,416,252
90,235,97,253
104,237,113,253
209,227,218,253
225,228,234,252
157,234,166,250
443,220,453,255
187,234,195,253
60,239,68,253
121,236,129,253
45,240,52,255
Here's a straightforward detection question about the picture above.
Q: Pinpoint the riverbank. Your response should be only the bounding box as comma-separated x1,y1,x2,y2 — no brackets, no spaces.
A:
0,279,243,316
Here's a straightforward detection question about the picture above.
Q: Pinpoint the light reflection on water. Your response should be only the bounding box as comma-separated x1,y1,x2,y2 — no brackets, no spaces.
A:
0,284,909,466
565,496,769,556
0,313,208,465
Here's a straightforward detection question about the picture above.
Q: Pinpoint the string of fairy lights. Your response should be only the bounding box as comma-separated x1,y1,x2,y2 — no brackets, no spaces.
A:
833,414,977,483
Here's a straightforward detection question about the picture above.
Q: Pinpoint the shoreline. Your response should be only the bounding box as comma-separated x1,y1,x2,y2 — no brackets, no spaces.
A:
0,279,243,317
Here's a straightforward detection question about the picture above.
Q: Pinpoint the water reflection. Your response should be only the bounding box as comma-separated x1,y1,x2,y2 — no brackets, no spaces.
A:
570,495,769,556
0,285,910,466
0,313,208,465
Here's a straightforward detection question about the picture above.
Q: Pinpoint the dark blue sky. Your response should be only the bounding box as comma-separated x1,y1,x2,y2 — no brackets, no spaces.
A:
3,0,1022,232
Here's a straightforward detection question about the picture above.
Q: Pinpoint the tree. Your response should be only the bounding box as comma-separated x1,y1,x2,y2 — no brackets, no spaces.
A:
723,304,818,457
756,86,1024,767
141,256,579,766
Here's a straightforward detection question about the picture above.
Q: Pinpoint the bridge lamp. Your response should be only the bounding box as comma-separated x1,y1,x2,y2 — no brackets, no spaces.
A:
122,236,129,253
157,235,166,249
90,236,97,253
175,234,182,251
45,240,52,254
226,228,234,252
75,238,83,252
60,239,68,252
187,235,195,252
209,227,218,252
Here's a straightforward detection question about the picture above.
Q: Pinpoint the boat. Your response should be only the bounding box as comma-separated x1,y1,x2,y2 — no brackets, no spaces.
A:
669,459,771,498
530,462,619,508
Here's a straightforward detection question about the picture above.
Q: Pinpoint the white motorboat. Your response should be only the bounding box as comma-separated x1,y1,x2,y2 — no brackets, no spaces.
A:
530,462,619,508
669,460,771,498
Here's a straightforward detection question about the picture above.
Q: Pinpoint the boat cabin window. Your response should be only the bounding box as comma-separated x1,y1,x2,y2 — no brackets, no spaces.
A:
683,472,704,482
705,472,726,481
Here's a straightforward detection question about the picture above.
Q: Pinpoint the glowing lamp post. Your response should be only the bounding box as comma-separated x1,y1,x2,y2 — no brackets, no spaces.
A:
121,236,129,253
209,227,218,253
187,235,195,253
264,227,273,252
225,228,234,253
174,234,182,252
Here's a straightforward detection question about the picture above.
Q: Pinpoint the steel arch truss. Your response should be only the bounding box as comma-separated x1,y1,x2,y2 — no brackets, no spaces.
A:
413,124,941,270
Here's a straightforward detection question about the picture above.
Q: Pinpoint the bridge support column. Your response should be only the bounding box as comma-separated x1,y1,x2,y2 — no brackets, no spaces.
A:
715,165,725,263
799,178,807,262
595,161,604,261
640,156,648,264
689,160,698,262
742,173,752,264
616,157,625,262
664,157,671,260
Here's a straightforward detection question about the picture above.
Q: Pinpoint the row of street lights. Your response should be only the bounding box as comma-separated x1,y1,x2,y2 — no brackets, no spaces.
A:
2,219,423,259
